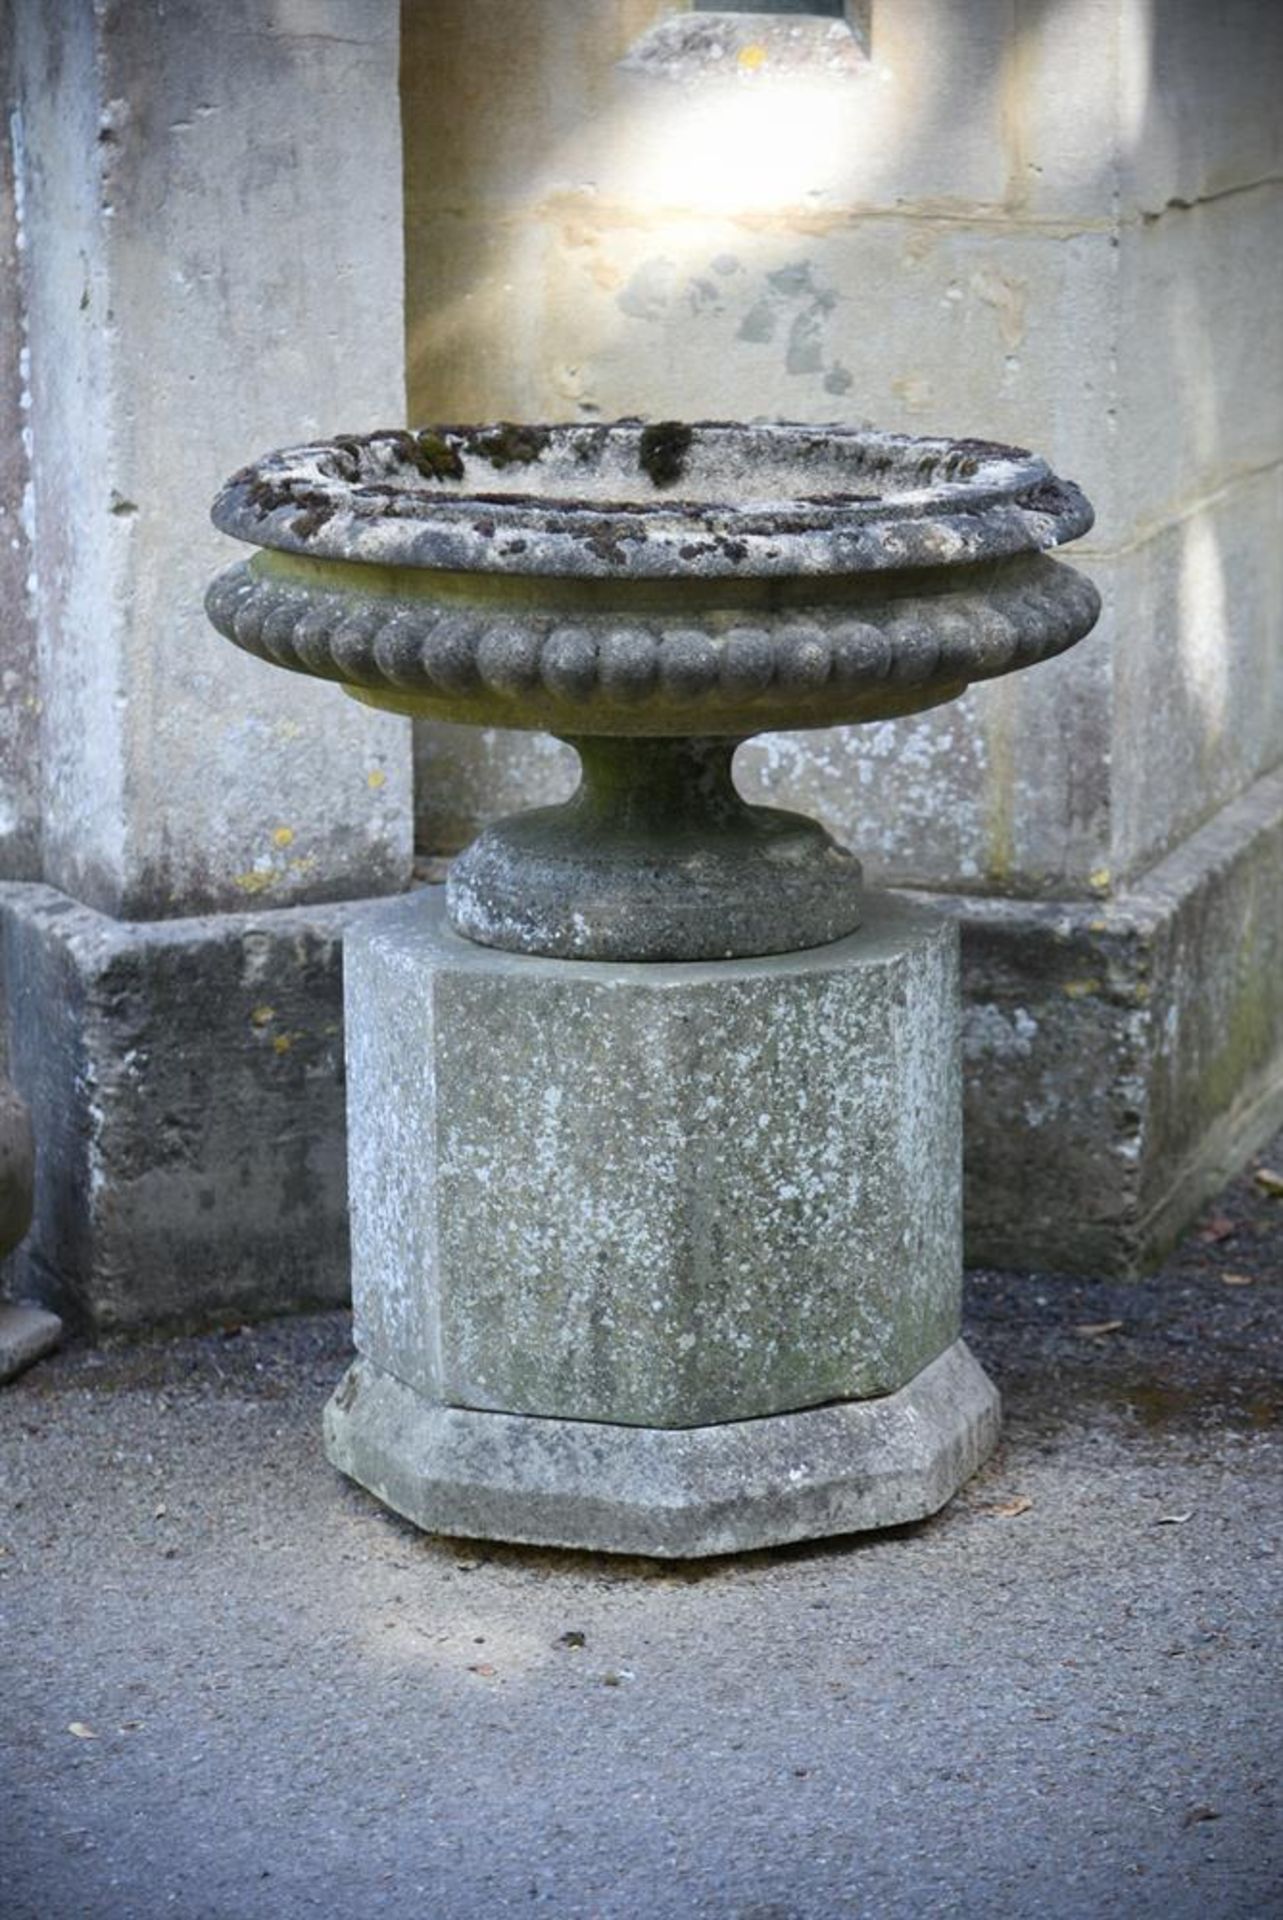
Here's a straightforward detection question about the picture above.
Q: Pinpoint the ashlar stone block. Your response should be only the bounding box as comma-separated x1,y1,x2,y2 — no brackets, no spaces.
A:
0,883,366,1333
10,0,412,918
344,890,962,1432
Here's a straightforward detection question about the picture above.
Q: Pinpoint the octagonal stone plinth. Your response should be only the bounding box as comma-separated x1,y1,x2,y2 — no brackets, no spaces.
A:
346,889,960,1425
329,888,992,1551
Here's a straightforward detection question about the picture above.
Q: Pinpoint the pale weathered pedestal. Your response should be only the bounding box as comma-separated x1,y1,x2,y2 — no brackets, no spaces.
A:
323,889,999,1556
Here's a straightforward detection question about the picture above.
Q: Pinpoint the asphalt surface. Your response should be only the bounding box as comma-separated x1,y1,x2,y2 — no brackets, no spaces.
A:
3,1138,1282,1919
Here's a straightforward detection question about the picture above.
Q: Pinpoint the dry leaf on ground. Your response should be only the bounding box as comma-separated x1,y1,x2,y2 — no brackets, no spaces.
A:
1221,1272,1255,1287
1073,1319,1124,1337
984,1495,1033,1518
67,1722,97,1739
1253,1168,1283,1198
1182,1805,1219,1827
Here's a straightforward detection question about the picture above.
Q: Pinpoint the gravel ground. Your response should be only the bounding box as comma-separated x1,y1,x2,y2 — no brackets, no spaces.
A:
3,1138,1282,1920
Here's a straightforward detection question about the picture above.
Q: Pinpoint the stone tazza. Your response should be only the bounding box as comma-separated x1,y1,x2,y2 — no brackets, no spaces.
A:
207,420,1099,962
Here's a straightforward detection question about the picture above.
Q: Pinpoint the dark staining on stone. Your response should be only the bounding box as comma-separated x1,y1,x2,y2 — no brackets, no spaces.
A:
467,492,660,519
290,505,335,539
407,430,466,483
243,476,297,515
327,438,365,482
243,477,336,541
584,528,636,566
639,422,694,490
333,1368,360,1413
949,435,1031,462
465,424,551,469
1017,479,1071,514
214,423,1086,586
797,492,879,507
913,450,984,483
851,449,895,479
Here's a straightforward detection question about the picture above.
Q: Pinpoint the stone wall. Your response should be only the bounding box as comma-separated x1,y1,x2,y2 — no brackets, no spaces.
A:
403,0,1283,893
401,0,1283,1270
1,0,1279,1319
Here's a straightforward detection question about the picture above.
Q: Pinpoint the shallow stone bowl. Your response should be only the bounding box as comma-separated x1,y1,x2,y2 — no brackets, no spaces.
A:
207,419,1098,739
207,421,1099,959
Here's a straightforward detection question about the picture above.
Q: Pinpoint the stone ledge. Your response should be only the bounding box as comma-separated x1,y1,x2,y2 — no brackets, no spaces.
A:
938,765,1283,1274
0,883,394,1334
322,1338,1000,1558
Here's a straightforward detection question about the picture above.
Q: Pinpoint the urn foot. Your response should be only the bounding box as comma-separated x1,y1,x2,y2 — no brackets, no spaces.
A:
446,736,862,961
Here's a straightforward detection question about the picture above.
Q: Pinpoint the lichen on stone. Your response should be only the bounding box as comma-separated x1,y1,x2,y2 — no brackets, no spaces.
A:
464,424,551,469
638,422,694,490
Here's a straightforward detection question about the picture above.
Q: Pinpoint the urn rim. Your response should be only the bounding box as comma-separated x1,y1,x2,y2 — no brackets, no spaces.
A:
211,418,1094,581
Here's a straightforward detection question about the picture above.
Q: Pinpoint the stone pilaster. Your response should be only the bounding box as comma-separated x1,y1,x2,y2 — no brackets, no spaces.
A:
1,0,412,1326
11,0,412,917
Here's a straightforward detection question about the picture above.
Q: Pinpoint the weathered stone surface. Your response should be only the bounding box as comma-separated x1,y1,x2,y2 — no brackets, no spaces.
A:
0,883,375,1333
741,447,1283,900
1108,468,1283,884
211,422,1094,586
345,889,961,1428
951,767,1283,1274
0,1076,33,1259
9,0,412,917
405,2,1282,269
1115,0,1283,218
738,617,1112,899
414,722,576,858
438,191,1278,555
408,211,1120,534
400,3,1282,941
1014,0,1283,220
323,1338,1001,1558
0,1303,60,1386
1115,183,1283,538
446,736,865,963
406,768,1283,1282
0,13,40,883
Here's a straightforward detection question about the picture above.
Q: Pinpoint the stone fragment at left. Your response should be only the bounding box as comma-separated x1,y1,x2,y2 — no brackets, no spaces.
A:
0,1078,58,1383
0,1305,61,1386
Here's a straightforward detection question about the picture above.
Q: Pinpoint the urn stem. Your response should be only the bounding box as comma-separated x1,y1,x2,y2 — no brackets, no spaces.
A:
445,732,862,962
